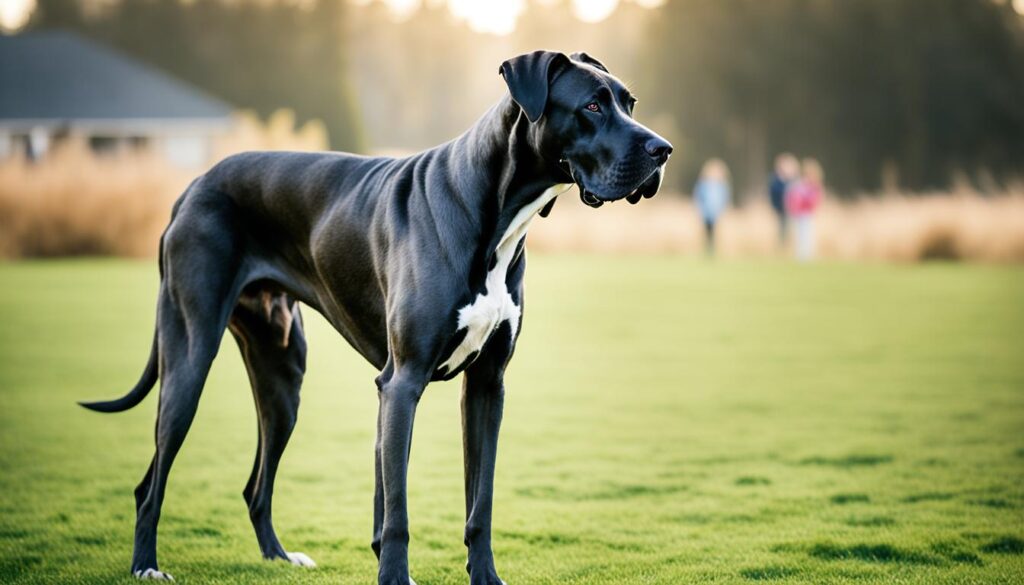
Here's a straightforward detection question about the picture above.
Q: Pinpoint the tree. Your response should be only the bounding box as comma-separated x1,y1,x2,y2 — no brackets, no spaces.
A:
30,0,364,152
640,0,1024,194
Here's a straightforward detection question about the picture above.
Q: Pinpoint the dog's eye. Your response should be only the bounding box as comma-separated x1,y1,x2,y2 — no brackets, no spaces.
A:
585,102,600,113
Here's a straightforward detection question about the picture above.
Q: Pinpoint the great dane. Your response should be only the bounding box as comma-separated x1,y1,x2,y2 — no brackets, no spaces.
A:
81,50,671,584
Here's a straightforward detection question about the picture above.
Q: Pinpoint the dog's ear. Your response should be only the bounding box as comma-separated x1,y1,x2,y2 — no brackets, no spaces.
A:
499,50,570,123
570,52,608,73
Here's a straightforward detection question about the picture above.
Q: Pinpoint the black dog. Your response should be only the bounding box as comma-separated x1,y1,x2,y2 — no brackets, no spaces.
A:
81,50,671,584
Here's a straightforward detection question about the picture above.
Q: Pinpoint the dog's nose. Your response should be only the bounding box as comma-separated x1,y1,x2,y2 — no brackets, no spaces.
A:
645,137,673,164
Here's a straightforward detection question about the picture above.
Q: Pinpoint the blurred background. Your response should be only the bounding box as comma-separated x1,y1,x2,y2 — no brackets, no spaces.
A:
1,0,1023,261
2,4,1023,583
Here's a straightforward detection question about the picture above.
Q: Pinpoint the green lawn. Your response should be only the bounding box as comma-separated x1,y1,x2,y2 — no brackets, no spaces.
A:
0,257,1022,584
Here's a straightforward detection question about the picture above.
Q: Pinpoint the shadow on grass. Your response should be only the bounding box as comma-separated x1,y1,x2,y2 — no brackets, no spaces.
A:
495,529,582,547
0,554,43,581
901,492,955,503
735,476,772,486
739,565,800,580
0,528,32,539
800,454,893,468
980,536,1024,555
969,498,1014,509
830,493,870,505
844,515,896,527
71,534,109,546
808,542,942,565
515,482,688,501
930,541,984,565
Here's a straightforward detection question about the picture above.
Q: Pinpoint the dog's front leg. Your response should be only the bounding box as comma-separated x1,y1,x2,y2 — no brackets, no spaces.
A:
374,371,425,585
461,359,508,585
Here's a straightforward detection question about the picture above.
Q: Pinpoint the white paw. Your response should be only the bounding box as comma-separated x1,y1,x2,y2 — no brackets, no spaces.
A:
410,579,418,585
286,551,317,567
134,568,174,581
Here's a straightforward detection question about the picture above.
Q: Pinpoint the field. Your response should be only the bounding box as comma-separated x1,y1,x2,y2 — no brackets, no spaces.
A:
0,257,1022,584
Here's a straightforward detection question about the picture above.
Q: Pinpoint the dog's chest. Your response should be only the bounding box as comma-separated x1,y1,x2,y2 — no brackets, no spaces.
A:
435,185,567,377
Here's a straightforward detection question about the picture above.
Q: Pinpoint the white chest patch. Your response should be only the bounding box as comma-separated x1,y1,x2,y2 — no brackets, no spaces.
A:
437,184,571,375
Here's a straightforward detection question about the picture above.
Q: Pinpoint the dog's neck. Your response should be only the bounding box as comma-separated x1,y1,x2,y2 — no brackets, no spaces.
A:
447,95,565,268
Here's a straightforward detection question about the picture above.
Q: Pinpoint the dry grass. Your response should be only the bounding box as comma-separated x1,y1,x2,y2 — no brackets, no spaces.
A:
818,193,1024,262
0,110,325,258
530,189,1024,263
0,140,187,258
211,109,328,161
3,131,1022,262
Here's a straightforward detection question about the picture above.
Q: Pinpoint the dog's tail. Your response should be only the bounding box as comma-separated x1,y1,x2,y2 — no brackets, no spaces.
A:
78,200,186,414
78,330,159,413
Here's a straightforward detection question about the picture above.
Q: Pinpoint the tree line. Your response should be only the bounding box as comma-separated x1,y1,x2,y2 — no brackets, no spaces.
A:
29,0,363,153
25,0,1024,194
640,0,1024,194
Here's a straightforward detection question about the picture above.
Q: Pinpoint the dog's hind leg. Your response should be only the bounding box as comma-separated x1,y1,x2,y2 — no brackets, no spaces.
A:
132,288,229,580
132,201,244,580
228,290,314,567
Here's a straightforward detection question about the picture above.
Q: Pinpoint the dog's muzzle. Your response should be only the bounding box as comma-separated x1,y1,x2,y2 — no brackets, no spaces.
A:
562,160,664,209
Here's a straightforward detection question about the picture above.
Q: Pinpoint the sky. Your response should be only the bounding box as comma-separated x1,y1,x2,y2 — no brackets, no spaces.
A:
5,0,1024,34
0,0,34,32
359,0,665,35
0,0,666,35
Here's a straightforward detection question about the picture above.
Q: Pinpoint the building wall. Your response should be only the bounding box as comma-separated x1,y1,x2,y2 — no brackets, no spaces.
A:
0,122,226,169
160,134,209,168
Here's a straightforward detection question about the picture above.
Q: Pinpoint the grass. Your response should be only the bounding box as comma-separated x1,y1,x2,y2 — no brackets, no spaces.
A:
0,256,1022,584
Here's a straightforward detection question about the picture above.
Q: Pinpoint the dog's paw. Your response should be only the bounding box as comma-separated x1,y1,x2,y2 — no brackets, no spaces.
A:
133,568,174,581
467,561,506,585
286,551,317,567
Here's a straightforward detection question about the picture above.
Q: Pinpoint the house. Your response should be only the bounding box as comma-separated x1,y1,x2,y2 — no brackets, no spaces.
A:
0,30,233,167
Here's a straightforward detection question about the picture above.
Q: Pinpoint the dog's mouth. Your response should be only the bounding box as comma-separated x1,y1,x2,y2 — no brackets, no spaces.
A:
577,167,664,209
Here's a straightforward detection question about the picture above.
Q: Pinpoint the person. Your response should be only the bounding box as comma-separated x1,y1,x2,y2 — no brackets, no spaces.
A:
785,158,824,261
769,153,799,246
693,158,731,256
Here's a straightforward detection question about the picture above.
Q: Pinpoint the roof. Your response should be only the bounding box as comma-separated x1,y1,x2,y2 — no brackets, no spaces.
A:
0,31,232,128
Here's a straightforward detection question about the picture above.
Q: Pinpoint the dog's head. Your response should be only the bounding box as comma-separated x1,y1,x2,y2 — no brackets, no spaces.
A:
500,50,672,207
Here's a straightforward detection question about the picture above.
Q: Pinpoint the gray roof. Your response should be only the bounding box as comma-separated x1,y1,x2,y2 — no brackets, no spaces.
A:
0,31,232,125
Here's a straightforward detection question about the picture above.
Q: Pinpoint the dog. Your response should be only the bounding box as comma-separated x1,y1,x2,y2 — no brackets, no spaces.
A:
81,50,671,584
